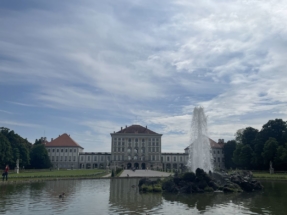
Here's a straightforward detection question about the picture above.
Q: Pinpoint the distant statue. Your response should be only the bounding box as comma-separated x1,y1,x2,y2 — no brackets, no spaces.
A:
269,161,274,174
16,159,19,174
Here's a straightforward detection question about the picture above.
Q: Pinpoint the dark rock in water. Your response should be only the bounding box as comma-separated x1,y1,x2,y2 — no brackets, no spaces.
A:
139,168,263,194
240,181,254,192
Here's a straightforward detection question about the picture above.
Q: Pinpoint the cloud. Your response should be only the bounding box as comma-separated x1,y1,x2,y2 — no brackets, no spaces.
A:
0,0,287,152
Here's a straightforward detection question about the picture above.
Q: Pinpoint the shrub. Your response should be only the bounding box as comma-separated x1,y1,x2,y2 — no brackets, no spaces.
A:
182,172,196,182
204,186,214,192
153,186,162,192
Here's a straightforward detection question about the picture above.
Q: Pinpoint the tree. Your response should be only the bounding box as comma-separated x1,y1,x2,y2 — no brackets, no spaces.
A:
241,127,259,149
0,132,13,168
30,144,51,169
235,128,244,144
259,119,287,146
223,140,236,169
274,143,287,170
261,138,279,167
233,144,243,168
239,145,253,169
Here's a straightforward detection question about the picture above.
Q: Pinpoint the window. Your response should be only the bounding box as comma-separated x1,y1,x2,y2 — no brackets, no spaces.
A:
101,156,103,161
135,138,138,142
52,149,54,152
70,149,72,152
122,147,124,152
57,149,59,152
88,156,90,161
48,149,50,152
61,149,63,152
149,148,151,152
73,156,76,161
152,155,155,161
156,147,159,152
81,156,83,161
65,156,67,161
114,148,117,152
174,157,176,162
56,156,58,161
74,149,76,152
69,156,71,161
51,156,54,161
217,150,219,154
167,157,170,161
161,157,163,161
180,157,182,162
65,149,67,152
218,157,220,162
94,156,97,161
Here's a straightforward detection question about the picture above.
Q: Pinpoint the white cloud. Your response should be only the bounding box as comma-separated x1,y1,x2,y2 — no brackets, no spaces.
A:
0,0,287,152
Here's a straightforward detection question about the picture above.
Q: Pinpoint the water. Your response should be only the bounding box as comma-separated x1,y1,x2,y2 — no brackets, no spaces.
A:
187,107,213,172
1,179,287,215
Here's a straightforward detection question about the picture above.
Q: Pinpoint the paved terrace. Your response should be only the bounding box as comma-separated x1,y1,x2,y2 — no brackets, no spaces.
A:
119,170,172,178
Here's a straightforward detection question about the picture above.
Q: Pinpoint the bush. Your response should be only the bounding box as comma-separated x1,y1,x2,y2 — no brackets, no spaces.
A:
182,172,196,182
204,186,214,192
153,186,162,192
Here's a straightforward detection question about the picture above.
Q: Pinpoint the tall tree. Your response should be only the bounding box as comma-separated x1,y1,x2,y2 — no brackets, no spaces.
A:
0,132,13,168
223,140,236,169
239,145,253,169
241,127,259,149
30,144,52,169
259,119,287,146
261,138,279,167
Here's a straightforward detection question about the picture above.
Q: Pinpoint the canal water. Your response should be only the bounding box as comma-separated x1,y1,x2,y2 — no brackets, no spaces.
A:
0,179,287,215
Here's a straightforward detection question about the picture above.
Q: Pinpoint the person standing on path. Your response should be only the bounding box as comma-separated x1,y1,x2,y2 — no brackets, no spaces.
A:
2,165,9,181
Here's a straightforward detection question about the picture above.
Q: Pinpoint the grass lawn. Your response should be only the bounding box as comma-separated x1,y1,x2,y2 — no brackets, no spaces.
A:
1,169,108,182
253,172,287,180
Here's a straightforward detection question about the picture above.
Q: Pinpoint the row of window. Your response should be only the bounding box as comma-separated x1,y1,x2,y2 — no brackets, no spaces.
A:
48,148,77,153
114,138,160,142
212,150,223,154
214,158,224,162
51,156,76,162
112,155,160,161
80,156,109,162
161,156,184,162
113,142,160,147
113,147,160,153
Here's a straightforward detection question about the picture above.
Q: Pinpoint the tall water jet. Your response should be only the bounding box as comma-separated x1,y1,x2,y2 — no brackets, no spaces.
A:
187,107,213,173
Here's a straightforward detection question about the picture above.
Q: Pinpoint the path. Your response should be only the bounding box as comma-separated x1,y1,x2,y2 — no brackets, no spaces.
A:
119,170,172,177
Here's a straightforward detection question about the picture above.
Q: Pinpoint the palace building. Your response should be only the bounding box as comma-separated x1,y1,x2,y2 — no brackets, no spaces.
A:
45,125,225,170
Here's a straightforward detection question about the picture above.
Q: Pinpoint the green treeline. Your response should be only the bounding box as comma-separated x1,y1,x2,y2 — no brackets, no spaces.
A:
0,127,51,170
223,119,287,170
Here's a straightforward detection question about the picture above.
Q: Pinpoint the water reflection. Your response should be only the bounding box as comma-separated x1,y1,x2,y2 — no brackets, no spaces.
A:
0,179,287,215
109,178,162,214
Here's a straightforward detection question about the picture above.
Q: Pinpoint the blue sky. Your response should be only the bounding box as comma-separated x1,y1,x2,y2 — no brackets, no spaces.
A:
1,0,287,152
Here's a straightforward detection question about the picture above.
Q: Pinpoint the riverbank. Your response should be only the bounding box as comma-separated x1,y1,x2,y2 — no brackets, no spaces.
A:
0,169,108,185
253,172,287,180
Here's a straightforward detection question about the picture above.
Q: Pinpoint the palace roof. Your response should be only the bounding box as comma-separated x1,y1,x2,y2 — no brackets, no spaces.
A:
45,133,84,149
114,125,160,135
184,138,224,150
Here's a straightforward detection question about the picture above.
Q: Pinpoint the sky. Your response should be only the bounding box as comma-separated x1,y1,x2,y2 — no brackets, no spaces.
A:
1,0,287,153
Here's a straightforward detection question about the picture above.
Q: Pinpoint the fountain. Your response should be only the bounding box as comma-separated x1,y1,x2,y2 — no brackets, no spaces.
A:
187,107,213,173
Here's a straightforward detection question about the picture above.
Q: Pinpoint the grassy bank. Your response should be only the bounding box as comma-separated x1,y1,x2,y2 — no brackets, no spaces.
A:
1,169,108,183
253,172,287,180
